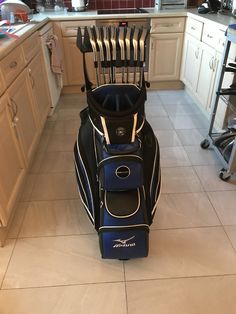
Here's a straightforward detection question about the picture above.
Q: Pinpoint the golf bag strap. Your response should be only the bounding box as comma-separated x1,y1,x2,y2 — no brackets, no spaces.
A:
100,113,138,144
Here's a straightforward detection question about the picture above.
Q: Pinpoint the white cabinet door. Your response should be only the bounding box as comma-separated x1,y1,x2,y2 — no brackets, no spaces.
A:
148,33,183,81
181,34,202,93
0,95,25,226
195,43,218,111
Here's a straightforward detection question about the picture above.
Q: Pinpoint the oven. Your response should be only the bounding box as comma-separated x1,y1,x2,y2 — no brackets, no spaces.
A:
96,18,150,73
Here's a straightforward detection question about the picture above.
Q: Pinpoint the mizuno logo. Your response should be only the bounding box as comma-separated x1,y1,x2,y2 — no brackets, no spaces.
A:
113,236,136,248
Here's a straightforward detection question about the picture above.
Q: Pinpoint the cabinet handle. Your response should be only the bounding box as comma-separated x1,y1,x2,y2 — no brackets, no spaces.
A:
209,57,213,69
161,23,175,28
9,61,18,69
191,26,196,31
8,98,19,127
212,57,218,72
195,48,199,59
207,34,213,39
28,68,35,88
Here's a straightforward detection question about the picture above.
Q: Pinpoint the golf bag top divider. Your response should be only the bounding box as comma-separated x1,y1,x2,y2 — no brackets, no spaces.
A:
74,25,161,259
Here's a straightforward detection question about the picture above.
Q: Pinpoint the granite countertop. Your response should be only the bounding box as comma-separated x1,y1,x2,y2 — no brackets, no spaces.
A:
1,8,236,59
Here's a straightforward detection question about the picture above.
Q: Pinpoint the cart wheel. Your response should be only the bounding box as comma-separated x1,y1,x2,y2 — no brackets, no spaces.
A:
219,168,231,181
200,139,210,149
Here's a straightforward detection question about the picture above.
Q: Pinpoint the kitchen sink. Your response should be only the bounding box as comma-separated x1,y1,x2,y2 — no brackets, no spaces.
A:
0,23,29,34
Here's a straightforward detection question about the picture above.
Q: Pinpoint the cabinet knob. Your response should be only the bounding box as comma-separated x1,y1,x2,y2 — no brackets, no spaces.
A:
9,61,18,69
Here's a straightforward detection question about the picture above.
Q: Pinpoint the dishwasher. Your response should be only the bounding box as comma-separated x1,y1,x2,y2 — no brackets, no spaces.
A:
38,22,62,115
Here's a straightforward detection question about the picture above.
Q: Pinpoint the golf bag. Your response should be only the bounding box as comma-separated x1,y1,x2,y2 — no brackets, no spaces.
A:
74,26,161,259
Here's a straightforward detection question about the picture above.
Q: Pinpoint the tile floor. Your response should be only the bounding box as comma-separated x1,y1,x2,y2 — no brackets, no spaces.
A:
1,90,236,313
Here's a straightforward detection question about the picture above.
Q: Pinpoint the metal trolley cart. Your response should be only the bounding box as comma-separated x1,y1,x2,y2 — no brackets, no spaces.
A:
201,24,236,181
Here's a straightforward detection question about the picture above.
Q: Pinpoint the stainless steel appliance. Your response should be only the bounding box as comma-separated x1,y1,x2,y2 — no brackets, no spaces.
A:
157,0,187,10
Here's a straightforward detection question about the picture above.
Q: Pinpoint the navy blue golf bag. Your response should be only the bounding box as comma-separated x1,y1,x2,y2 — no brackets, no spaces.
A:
74,26,161,259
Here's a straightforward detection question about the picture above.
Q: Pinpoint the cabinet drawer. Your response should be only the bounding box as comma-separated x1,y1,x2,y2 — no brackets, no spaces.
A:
0,46,25,88
186,18,203,40
151,17,185,33
61,20,95,37
22,31,40,63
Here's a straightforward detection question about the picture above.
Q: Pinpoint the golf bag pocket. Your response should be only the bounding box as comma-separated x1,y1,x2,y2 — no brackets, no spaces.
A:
99,188,149,259
99,227,149,259
98,155,143,191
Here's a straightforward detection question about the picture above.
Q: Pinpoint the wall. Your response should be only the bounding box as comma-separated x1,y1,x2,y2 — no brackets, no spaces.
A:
64,0,155,10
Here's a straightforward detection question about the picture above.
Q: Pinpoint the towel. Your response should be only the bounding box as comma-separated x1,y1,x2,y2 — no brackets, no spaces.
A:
46,34,63,87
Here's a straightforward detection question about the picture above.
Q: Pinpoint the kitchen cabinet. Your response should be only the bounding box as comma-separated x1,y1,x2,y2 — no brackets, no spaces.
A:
60,21,96,88
22,31,51,130
180,17,234,125
7,69,39,165
148,17,185,83
180,33,202,92
195,42,219,111
27,52,51,130
0,30,51,239
0,95,25,227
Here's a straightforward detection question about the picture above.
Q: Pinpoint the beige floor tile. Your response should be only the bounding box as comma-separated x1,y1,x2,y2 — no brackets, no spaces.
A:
29,151,45,174
163,102,201,115
19,175,37,202
35,131,52,153
0,239,15,286
157,90,195,105
207,191,236,225
126,275,236,314
147,117,174,131
145,104,167,117
154,130,182,147
160,147,191,167
2,235,124,288
152,192,220,229
176,128,207,146
7,203,29,239
57,109,82,121
146,92,162,105
224,226,236,251
169,115,209,129
53,119,80,135
0,282,126,314
184,145,221,166
58,94,86,108
124,227,236,281
46,133,76,152
194,165,236,191
39,151,74,173
30,173,78,201
19,199,95,237
161,167,203,193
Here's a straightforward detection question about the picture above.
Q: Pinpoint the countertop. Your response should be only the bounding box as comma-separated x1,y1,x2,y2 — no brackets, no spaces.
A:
1,8,236,59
